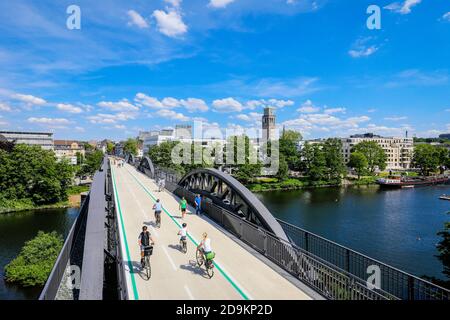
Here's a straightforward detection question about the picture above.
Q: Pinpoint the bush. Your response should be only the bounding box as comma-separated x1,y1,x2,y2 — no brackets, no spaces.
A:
4,231,63,287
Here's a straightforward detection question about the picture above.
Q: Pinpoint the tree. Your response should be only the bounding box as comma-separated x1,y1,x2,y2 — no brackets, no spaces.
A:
123,138,138,156
437,217,450,283
226,135,262,184
276,154,289,181
323,138,346,182
106,141,114,154
412,144,440,176
300,143,327,181
349,152,368,180
79,150,104,176
5,231,63,287
279,130,302,170
0,144,74,205
352,141,387,174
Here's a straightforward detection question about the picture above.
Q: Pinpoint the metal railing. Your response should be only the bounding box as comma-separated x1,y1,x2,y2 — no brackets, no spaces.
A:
276,219,450,300
39,190,90,300
142,164,450,300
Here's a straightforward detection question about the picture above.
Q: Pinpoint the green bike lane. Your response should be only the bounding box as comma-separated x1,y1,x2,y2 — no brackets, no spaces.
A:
111,160,312,300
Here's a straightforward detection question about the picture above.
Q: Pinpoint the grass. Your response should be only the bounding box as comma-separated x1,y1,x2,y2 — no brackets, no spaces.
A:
248,177,343,192
66,185,90,195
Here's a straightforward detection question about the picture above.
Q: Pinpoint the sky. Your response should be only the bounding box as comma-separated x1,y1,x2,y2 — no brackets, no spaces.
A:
0,0,449,141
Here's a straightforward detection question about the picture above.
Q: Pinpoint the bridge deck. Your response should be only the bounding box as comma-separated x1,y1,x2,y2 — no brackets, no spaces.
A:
111,161,311,300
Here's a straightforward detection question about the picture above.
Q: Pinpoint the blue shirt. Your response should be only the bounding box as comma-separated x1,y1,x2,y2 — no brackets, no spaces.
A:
195,196,201,208
154,203,162,211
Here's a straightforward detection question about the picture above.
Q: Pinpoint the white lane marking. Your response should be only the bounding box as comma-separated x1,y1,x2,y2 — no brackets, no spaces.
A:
184,285,195,300
122,170,159,238
125,166,253,300
162,246,178,271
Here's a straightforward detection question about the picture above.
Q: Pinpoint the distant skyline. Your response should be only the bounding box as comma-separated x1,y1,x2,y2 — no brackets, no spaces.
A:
0,0,449,141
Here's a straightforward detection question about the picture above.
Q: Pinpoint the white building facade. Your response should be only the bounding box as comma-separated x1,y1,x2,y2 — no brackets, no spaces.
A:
0,131,54,150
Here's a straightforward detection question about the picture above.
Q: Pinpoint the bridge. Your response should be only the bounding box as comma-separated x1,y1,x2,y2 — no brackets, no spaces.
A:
39,155,450,300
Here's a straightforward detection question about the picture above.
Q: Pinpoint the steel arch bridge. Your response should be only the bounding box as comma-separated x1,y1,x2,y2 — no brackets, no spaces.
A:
177,168,289,241
124,153,135,164
138,156,155,179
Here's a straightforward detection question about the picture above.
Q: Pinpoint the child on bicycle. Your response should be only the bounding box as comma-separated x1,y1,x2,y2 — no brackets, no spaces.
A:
178,223,188,243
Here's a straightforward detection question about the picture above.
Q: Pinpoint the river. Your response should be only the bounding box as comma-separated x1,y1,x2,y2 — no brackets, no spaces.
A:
0,208,79,300
256,184,450,281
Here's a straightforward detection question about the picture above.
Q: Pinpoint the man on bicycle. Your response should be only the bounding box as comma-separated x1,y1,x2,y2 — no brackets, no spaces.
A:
178,223,188,248
153,199,162,226
197,232,214,264
138,226,155,267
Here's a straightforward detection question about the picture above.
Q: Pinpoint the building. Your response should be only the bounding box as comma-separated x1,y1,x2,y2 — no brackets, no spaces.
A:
262,107,276,142
439,133,450,140
0,130,54,150
54,140,85,165
341,133,413,170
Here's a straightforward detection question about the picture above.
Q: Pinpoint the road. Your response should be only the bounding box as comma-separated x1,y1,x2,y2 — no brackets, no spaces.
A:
110,160,312,300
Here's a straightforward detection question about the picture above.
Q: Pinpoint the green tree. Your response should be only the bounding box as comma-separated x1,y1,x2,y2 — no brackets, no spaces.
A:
352,141,387,174
279,130,302,170
323,138,346,182
79,150,104,176
5,231,63,287
123,138,138,156
412,144,440,176
0,144,73,205
349,152,368,180
226,135,262,184
276,154,289,181
106,141,115,154
300,143,327,181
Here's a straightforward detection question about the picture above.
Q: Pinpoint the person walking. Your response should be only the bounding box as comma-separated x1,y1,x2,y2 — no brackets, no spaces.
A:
179,197,187,219
194,194,202,216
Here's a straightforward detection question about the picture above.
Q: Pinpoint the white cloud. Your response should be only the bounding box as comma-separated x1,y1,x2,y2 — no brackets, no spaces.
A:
0,102,12,111
348,37,380,58
12,93,46,105
384,0,421,15
157,109,190,121
324,107,346,114
180,98,209,112
165,0,182,7
87,112,135,124
135,93,165,109
75,126,85,132
235,112,262,122
152,9,187,37
212,97,243,113
246,99,294,110
56,103,83,114
384,116,408,121
127,10,149,29
28,117,70,124
98,99,139,112
208,0,236,8
443,12,450,22
297,100,320,113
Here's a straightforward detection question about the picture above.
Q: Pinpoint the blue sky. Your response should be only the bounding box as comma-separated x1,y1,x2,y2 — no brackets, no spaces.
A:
0,0,449,141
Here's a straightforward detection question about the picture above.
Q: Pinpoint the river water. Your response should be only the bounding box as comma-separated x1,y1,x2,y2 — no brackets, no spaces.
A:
256,184,450,280
0,208,79,300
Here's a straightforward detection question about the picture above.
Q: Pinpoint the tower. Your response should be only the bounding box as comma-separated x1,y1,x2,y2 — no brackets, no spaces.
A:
262,107,276,142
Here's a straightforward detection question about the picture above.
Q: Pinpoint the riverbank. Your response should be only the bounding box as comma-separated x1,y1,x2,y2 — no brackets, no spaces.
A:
247,176,378,192
0,185,89,214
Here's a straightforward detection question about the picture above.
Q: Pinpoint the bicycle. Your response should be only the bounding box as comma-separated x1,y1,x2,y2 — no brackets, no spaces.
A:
196,248,215,278
180,238,187,254
141,245,153,280
155,212,161,228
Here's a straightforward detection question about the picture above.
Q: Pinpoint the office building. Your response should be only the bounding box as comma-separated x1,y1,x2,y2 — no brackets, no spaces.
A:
0,130,54,150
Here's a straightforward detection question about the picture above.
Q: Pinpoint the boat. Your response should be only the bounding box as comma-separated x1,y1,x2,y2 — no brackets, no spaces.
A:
440,195,450,201
376,175,450,189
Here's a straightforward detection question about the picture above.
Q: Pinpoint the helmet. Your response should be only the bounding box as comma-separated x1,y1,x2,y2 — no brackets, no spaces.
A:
156,199,160,202
182,223,187,228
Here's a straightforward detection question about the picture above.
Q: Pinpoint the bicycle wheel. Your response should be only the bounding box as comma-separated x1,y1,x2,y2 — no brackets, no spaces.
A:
145,255,151,280
182,241,187,254
206,261,214,279
196,249,204,266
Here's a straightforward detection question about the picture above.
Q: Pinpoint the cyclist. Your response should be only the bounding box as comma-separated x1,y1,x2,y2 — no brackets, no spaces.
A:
178,223,188,250
152,199,162,227
197,232,214,265
138,226,155,267
179,197,187,219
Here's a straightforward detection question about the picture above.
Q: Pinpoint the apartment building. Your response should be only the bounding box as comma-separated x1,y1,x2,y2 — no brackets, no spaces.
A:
341,133,413,170
0,130,54,150
53,140,85,165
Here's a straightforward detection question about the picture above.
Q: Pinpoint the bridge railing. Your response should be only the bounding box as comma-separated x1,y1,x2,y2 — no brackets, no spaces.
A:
144,164,450,300
276,219,450,300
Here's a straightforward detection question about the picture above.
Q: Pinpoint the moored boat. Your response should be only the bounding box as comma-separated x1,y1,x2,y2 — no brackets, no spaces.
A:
440,195,450,201
377,175,450,189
